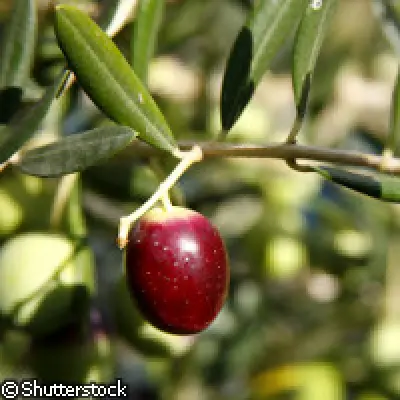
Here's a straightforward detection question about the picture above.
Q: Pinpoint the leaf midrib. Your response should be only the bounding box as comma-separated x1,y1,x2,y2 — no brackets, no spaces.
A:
59,10,171,151
22,131,135,161
251,0,296,79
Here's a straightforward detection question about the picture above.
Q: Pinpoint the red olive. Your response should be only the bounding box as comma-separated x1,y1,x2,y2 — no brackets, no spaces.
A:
125,206,229,334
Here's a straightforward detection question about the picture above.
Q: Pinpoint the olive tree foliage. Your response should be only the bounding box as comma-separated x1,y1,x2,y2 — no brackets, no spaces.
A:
0,0,399,398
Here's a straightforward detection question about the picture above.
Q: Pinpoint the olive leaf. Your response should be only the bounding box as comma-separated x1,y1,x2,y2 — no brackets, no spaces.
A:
387,66,400,153
131,0,165,84
0,72,68,164
17,125,138,177
314,166,400,202
100,0,137,36
292,0,338,118
220,0,308,132
0,0,36,89
0,0,36,88
54,5,177,155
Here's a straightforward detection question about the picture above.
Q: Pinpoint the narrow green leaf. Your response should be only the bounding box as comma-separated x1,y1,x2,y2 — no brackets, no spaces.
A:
387,65,400,153
0,72,68,164
313,166,400,202
0,0,36,88
292,0,337,116
221,0,308,131
17,126,138,177
99,0,137,35
60,176,88,238
54,5,177,154
381,174,400,201
132,0,165,84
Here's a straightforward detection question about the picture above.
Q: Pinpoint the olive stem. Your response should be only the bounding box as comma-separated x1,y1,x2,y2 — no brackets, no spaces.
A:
216,129,228,142
286,115,303,145
380,148,394,172
0,160,9,173
149,157,186,207
118,145,203,249
0,151,20,173
50,173,79,229
160,191,173,212
120,141,400,175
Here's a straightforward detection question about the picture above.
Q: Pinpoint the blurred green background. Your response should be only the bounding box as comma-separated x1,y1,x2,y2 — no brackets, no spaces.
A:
0,0,400,399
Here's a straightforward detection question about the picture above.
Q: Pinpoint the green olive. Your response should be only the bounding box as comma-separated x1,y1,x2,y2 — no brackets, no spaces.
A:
0,232,94,337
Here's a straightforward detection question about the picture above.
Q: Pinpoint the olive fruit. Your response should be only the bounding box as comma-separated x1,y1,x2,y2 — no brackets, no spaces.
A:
125,207,229,334
0,233,94,337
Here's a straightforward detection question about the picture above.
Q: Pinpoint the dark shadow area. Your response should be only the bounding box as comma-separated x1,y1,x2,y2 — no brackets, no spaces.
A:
0,86,23,123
